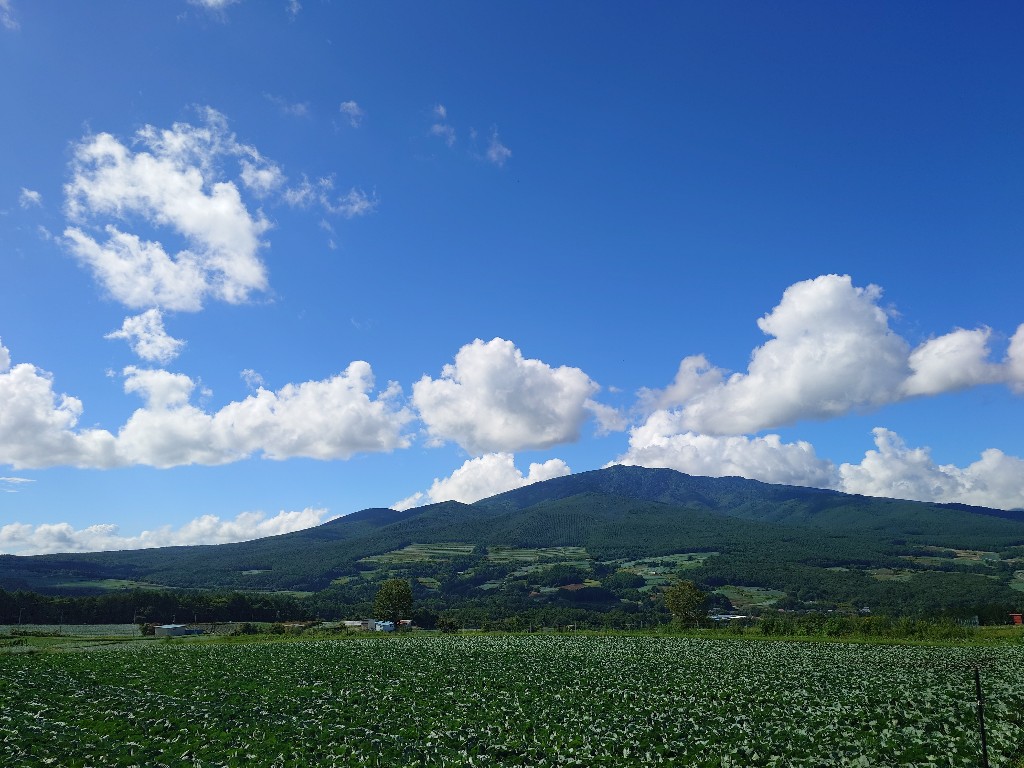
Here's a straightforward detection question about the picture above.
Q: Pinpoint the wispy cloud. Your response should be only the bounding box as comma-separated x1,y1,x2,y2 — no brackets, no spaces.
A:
339,100,364,128
18,188,41,208
486,128,512,167
285,175,377,218
0,476,34,493
0,0,19,31
188,0,240,15
430,104,456,147
265,93,311,118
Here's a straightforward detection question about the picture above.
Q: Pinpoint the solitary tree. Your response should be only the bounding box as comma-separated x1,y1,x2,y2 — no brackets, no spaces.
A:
663,579,707,627
373,579,413,625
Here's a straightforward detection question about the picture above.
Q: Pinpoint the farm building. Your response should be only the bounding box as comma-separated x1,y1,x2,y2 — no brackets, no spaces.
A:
360,619,396,632
154,624,203,637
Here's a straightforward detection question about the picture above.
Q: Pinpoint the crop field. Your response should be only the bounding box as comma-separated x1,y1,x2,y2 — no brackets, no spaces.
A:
2,635,1022,767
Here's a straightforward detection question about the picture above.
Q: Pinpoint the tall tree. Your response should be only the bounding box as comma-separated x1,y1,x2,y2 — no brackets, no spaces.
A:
664,580,706,627
373,579,413,625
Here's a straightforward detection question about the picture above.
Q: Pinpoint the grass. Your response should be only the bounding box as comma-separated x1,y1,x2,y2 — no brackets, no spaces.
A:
715,585,787,610
359,542,477,563
486,546,590,563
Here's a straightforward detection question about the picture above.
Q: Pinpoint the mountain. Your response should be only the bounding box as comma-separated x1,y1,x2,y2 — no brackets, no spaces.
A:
2,466,1023,615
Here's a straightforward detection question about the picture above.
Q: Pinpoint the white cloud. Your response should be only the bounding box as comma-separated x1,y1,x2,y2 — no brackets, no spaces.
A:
240,159,285,197
105,309,185,363
614,410,837,489
63,110,272,311
486,128,511,167
584,399,627,435
0,507,331,555
644,275,1020,434
902,327,1001,396
117,362,413,467
340,100,364,128
412,338,601,453
286,0,301,18
1006,324,1024,394
0,339,120,470
18,188,41,208
0,0,19,30
0,339,412,469
393,453,571,509
839,428,1024,510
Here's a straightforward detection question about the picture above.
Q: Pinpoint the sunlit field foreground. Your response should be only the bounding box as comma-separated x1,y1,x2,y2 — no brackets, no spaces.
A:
3,635,1023,767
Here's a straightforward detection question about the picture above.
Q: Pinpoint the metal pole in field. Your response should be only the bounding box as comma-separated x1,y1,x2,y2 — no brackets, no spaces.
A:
974,666,989,768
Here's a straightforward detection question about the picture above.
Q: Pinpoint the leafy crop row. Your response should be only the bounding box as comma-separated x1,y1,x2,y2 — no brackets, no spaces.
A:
2,636,1021,766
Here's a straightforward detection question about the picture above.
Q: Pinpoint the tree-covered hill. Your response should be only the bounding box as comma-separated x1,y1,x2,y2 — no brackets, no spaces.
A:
2,466,1023,617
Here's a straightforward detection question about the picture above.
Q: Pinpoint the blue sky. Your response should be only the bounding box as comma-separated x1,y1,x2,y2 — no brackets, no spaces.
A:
2,2,1023,554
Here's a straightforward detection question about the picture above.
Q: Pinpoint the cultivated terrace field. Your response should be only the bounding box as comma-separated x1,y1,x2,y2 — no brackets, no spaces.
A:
2,634,1023,767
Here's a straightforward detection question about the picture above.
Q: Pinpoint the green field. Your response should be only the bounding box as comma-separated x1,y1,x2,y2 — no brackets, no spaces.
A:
2,634,1022,766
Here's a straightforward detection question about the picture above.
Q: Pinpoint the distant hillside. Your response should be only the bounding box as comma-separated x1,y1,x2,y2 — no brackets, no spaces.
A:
2,466,1023,617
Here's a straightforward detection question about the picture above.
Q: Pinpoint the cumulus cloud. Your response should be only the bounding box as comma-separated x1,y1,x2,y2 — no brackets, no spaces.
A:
0,339,412,469
903,327,1001,396
486,128,512,167
339,100,364,128
105,309,185,363
393,453,571,510
412,338,602,454
286,0,301,19
117,361,413,467
63,109,273,311
839,428,1024,510
0,338,120,469
614,410,837,489
615,413,1024,510
1006,324,1024,394
18,188,41,208
0,507,331,556
643,275,1020,434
